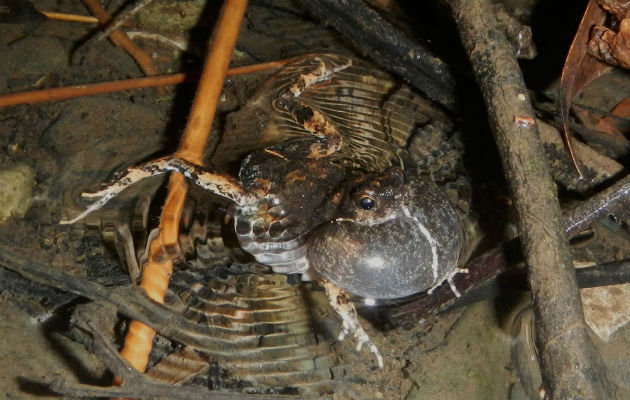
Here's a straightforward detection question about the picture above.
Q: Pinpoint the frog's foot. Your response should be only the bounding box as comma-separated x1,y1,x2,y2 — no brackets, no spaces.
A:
285,56,352,98
321,279,384,369
59,160,168,225
427,267,469,298
277,57,352,159
60,157,253,225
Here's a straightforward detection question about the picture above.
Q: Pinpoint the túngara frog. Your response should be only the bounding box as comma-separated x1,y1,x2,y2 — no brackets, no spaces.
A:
60,54,476,368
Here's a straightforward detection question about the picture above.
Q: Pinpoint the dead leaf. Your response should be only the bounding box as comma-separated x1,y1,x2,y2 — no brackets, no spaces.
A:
560,0,611,177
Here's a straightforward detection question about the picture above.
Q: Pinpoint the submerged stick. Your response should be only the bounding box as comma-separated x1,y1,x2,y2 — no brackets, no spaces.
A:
82,0,160,78
97,0,156,41
0,60,288,108
447,0,611,398
301,0,457,111
117,0,248,380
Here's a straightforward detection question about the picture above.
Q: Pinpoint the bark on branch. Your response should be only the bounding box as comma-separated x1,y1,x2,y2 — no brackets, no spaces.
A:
446,0,612,398
300,0,457,111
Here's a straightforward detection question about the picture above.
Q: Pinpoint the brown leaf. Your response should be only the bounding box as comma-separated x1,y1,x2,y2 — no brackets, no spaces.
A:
560,0,611,177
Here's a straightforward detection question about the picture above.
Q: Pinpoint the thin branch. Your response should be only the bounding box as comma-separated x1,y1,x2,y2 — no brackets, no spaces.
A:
565,174,630,237
446,0,611,398
39,11,98,23
118,0,248,377
48,379,314,400
81,0,160,77
0,59,288,108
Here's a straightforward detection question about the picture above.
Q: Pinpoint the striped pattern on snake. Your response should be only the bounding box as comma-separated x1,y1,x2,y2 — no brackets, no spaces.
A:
135,206,340,395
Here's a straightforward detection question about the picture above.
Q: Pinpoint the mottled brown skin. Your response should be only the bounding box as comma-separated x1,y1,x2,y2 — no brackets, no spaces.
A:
233,140,350,269
69,54,464,297
307,168,465,299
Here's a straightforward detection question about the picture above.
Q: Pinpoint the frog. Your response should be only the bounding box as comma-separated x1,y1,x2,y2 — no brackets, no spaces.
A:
60,53,473,367
307,166,470,301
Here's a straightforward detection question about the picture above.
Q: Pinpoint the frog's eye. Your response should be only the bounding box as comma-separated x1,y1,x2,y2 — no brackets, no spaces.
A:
359,196,376,210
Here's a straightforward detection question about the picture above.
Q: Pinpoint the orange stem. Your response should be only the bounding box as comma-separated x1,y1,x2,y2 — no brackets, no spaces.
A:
40,11,98,23
82,0,160,77
175,2,249,164
0,74,186,108
116,0,248,382
0,60,287,108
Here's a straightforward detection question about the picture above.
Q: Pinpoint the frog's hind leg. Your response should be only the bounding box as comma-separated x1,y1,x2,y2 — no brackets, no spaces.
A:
60,157,252,225
276,56,351,159
320,278,384,369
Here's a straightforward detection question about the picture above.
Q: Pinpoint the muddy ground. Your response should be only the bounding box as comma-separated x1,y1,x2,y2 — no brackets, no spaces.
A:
0,1,628,399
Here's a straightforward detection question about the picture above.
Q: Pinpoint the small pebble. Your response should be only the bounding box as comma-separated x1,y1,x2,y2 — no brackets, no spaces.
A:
0,164,35,224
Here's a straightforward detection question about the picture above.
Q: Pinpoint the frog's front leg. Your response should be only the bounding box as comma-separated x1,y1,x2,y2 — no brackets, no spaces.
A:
276,56,351,158
60,157,259,225
427,267,469,298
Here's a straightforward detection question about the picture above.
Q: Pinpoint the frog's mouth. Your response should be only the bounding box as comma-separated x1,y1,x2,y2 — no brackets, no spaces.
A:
232,198,315,275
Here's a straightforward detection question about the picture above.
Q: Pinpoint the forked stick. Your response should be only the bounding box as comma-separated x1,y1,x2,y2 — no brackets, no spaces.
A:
115,0,248,379
82,0,160,78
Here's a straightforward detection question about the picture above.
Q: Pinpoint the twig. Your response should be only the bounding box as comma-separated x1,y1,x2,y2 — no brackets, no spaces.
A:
565,174,630,237
446,0,611,398
81,0,160,78
97,0,156,41
300,0,457,111
118,0,248,377
39,11,98,23
49,379,312,400
0,74,185,107
0,59,288,108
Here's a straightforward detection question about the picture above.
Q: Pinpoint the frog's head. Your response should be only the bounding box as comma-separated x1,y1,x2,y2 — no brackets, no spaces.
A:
334,167,410,226
307,167,465,300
